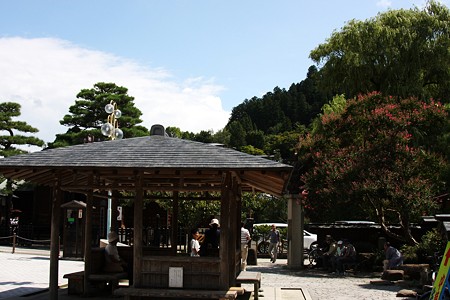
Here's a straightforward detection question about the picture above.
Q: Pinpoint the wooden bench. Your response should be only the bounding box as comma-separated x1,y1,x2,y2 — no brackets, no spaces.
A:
114,287,238,300
63,247,129,295
236,271,261,300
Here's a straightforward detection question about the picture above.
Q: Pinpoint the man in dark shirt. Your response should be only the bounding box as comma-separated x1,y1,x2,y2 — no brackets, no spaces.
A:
201,218,221,256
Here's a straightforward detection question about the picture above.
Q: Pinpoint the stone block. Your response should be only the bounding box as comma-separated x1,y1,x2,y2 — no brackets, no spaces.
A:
381,270,404,281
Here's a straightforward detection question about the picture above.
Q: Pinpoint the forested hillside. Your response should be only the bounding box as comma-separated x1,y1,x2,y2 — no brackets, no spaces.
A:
227,66,329,135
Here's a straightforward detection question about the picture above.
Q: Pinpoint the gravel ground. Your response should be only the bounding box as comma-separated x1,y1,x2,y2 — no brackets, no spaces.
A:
245,258,419,300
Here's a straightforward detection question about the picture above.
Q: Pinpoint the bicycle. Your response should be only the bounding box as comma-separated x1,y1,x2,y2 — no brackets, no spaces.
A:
307,244,323,266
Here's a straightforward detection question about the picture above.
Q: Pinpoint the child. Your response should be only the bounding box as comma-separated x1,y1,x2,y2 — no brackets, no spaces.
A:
190,228,201,257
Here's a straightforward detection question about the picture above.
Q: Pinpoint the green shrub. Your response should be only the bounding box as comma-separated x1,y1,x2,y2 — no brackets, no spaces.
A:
401,228,447,263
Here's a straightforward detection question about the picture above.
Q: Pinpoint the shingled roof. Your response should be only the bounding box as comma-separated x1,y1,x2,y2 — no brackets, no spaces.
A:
0,135,293,197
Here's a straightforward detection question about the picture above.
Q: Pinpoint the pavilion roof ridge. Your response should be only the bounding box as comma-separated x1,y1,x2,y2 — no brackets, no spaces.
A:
0,135,293,170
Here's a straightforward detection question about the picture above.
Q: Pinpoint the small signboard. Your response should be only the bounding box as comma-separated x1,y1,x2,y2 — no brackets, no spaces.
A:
429,241,450,299
168,267,183,288
117,206,122,221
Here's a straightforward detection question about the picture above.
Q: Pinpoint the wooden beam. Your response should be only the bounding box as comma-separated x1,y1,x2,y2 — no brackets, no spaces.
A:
60,184,223,193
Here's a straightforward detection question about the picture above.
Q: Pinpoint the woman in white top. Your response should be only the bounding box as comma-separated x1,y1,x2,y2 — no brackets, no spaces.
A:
190,229,201,257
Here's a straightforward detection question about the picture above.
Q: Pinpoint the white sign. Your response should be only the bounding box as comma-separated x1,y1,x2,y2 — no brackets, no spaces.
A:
117,206,122,221
169,267,183,288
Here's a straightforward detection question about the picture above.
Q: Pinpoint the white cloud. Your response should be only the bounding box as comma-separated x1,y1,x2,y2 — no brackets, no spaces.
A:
0,37,230,146
376,0,392,8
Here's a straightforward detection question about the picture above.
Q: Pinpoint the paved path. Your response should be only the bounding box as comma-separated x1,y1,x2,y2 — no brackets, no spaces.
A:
0,246,415,299
247,259,410,300
0,246,83,299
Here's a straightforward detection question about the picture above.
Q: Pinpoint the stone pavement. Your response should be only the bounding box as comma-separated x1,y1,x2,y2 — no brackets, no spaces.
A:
248,260,412,300
0,246,416,299
0,246,84,299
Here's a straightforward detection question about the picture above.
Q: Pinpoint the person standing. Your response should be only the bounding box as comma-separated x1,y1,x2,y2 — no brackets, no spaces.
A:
190,228,201,257
267,224,280,263
240,222,251,271
200,218,221,256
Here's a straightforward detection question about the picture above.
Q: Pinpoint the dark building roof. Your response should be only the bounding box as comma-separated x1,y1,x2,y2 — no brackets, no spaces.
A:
0,135,293,197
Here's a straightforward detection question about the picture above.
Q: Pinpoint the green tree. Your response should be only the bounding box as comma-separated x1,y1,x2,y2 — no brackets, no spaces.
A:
165,126,182,138
310,94,347,134
0,102,45,229
211,128,230,145
240,145,265,156
245,130,265,150
48,82,149,148
310,1,450,102
193,130,213,143
227,121,246,150
265,129,305,164
298,92,448,245
0,102,45,157
241,193,287,224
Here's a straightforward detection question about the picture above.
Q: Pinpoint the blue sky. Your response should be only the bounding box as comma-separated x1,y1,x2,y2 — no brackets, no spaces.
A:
0,0,439,145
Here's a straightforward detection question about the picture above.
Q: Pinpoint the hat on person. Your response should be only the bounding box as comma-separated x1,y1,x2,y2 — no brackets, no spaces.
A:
337,240,343,245
210,218,220,226
108,231,119,243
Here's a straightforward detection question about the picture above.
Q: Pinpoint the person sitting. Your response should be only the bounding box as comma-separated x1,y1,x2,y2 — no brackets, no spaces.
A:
336,239,357,275
321,235,337,271
331,240,344,273
104,231,127,272
104,231,132,285
383,241,403,270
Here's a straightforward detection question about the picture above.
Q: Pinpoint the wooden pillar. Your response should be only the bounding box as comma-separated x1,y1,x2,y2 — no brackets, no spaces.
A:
172,191,179,255
111,189,119,232
49,176,62,300
219,172,231,289
228,175,239,286
83,173,94,296
133,171,144,287
287,194,303,269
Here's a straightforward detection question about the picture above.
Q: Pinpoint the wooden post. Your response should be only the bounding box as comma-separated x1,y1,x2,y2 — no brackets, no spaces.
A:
228,175,239,286
111,189,119,232
49,176,62,300
133,171,143,287
83,173,94,296
287,194,303,269
219,172,231,289
172,191,179,255
12,233,16,254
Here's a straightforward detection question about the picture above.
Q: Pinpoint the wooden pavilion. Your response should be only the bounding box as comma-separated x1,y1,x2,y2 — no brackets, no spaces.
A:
0,126,293,299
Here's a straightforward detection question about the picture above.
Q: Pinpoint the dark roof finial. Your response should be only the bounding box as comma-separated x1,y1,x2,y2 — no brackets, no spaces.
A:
150,124,167,136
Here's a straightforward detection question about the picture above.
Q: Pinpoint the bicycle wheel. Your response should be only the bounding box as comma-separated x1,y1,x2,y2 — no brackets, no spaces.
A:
308,248,319,266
